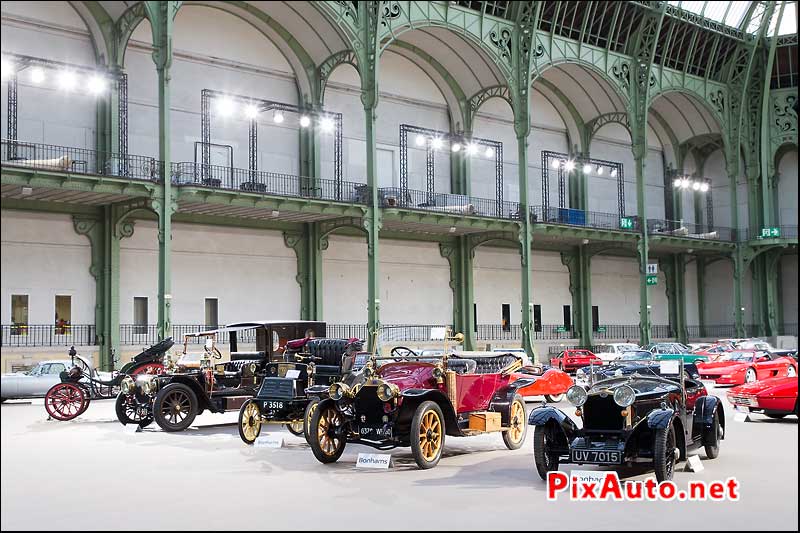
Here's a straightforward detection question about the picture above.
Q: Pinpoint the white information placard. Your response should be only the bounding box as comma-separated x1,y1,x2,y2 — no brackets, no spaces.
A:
570,470,612,484
123,424,141,434
285,369,301,379
659,360,680,376
684,455,704,473
429,327,446,341
733,411,749,423
356,453,392,469
254,434,284,448
647,263,658,275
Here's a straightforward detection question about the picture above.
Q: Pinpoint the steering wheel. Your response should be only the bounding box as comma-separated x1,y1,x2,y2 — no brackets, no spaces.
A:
390,346,419,359
204,344,223,360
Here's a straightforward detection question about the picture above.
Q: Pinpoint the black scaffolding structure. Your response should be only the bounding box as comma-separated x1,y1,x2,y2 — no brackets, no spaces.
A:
541,150,626,218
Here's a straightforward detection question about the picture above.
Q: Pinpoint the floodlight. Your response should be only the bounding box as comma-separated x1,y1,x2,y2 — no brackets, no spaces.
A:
299,115,311,127
244,104,259,119
415,134,426,147
320,117,335,132
87,75,107,94
273,111,285,124
30,67,45,84
58,70,77,91
451,142,461,153
484,147,495,158
431,138,444,150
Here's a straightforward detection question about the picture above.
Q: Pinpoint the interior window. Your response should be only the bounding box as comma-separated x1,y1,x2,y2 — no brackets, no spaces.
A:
46,363,65,374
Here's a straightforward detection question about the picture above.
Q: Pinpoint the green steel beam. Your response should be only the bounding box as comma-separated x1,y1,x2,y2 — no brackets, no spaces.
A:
695,255,707,337
561,247,592,347
440,238,476,350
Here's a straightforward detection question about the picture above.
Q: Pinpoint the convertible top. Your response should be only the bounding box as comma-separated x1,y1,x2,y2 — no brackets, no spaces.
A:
184,320,326,337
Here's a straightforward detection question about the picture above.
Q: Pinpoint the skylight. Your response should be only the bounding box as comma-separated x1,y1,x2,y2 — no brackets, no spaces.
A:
669,1,798,37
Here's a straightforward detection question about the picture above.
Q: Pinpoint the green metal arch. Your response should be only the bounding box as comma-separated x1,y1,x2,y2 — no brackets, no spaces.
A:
317,49,359,105
773,141,799,177
648,88,726,134
69,1,113,65
533,58,631,111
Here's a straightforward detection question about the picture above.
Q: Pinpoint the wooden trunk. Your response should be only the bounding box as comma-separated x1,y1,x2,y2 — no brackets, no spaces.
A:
468,411,502,432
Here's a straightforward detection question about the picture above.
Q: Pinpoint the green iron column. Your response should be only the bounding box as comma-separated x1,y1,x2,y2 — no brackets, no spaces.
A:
733,248,747,338
634,151,651,346
364,102,381,346
149,1,175,341
561,248,592,347
450,130,471,197
439,239,476,350
283,226,323,321
660,254,688,344
516,129,535,361
696,256,707,337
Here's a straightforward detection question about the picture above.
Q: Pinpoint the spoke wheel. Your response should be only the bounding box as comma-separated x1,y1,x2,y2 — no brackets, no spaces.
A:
153,383,197,432
309,401,346,463
533,425,561,480
410,401,445,469
285,419,305,437
303,400,319,445
44,383,86,421
115,392,153,427
654,423,677,482
502,395,527,450
238,400,262,445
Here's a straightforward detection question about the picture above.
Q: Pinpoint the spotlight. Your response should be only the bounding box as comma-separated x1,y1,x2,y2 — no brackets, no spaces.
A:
484,147,495,158
58,70,77,91
215,98,236,117
582,163,592,174
610,168,618,178
0,57,13,80
551,158,561,169
273,111,285,124
466,143,478,156
451,142,461,153
244,104,259,120
692,181,701,191
596,166,604,175
700,182,710,192
415,134,426,147
320,117,335,132
680,178,691,189
299,115,311,128
30,67,45,84
564,160,576,172
87,75,107,95
449,226,457,233
431,138,444,150
673,178,683,188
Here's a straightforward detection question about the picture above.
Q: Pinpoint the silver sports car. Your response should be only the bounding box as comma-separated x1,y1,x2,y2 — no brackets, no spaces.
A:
1,356,101,401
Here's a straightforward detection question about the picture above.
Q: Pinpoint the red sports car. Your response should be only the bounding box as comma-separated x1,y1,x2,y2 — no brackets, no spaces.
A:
549,349,602,373
696,350,797,385
693,343,734,361
727,376,798,418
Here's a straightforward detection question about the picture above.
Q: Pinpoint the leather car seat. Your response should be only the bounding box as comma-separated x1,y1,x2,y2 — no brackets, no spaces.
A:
470,354,520,374
446,357,477,374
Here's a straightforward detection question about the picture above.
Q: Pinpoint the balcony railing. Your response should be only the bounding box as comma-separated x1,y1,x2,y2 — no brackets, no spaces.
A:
741,225,799,241
171,162,370,205
1,139,160,181
378,187,523,221
647,218,736,241
1,324,96,347
530,206,640,232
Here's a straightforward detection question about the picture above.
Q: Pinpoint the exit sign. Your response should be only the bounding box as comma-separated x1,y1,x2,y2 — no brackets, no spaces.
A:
596,326,607,333
619,217,634,230
760,227,780,238
646,275,658,286
556,326,567,333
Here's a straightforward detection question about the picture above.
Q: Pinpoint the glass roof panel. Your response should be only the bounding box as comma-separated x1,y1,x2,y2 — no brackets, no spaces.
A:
670,1,797,37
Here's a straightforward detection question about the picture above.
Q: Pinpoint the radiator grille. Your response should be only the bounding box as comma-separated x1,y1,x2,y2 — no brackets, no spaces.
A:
583,395,624,431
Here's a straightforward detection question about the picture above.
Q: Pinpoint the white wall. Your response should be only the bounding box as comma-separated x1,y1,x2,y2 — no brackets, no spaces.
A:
474,246,521,325
705,260,751,325
119,222,299,325
322,236,452,324
590,256,669,325
1,210,95,325
781,255,798,325
777,149,798,225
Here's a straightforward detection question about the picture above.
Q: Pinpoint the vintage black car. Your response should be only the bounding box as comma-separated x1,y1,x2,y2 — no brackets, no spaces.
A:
116,320,326,431
529,365,724,481
574,357,701,388
238,338,365,443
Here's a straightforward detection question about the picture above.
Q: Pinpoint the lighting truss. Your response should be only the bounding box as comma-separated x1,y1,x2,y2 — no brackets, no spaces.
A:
399,123,503,211
200,88,344,198
541,151,625,218
1,51,128,163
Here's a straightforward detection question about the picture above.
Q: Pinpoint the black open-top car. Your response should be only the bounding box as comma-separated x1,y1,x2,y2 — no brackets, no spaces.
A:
238,338,364,443
529,363,724,481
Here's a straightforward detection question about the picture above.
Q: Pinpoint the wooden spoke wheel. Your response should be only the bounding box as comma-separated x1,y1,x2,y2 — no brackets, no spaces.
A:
238,400,262,445
309,402,346,463
410,401,445,469
153,383,197,432
303,400,319,445
502,395,527,450
285,419,304,437
115,392,153,427
44,383,87,421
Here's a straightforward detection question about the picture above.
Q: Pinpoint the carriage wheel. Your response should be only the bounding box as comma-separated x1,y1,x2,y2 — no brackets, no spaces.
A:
45,383,87,421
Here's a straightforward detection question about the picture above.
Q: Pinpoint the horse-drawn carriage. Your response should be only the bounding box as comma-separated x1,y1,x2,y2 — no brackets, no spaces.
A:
43,338,171,421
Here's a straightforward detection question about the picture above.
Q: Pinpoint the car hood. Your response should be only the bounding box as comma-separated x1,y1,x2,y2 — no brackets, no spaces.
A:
729,376,798,396
697,361,746,371
377,362,438,390
588,377,679,399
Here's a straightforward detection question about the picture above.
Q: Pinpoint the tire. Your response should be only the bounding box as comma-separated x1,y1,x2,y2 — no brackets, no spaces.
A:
502,395,527,450
238,399,262,445
703,410,722,459
533,425,560,480
765,413,787,419
153,383,197,432
544,393,564,403
115,392,153,427
44,382,86,421
285,420,304,437
410,401,445,469
787,366,797,378
303,399,319,445
653,423,677,482
745,368,757,384
309,401,346,464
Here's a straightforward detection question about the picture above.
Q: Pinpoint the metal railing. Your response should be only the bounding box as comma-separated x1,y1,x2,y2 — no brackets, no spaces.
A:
378,187,522,221
1,139,160,181
647,218,736,241
781,323,798,336
171,162,369,205
1,324,96,347
591,324,642,340
740,225,799,241
530,206,640,232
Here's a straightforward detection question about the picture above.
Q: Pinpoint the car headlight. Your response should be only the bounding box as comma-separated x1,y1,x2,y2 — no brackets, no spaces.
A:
329,382,351,401
376,382,399,402
566,385,587,407
137,375,158,395
613,385,635,407
120,376,134,395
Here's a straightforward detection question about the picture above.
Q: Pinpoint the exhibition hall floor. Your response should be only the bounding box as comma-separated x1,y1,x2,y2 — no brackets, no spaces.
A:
1,384,796,531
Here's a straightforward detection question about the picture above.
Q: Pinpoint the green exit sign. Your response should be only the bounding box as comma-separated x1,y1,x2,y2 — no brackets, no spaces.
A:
556,326,567,333
646,275,658,286
760,227,780,238
596,326,607,333
619,217,634,230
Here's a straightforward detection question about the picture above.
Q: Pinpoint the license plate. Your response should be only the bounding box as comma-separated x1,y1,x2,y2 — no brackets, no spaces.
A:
570,449,622,464
358,426,392,440
263,400,285,410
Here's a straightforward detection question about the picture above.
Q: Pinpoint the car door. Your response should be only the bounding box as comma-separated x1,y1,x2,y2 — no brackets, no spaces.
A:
754,354,789,379
29,363,65,396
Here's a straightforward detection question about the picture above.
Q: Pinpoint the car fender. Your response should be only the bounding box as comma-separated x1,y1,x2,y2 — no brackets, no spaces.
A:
488,378,536,424
693,395,725,438
159,376,209,412
399,389,459,434
304,384,330,400
527,405,578,439
646,407,676,429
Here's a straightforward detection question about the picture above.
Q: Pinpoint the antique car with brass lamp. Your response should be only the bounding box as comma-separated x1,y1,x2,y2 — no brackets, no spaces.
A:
529,360,724,481
116,321,326,431
237,337,365,443
308,329,537,469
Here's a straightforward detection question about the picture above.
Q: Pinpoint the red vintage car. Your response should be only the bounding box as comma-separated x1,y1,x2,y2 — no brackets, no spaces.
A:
727,376,798,418
549,349,602,372
696,350,797,385
308,348,538,469
463,351,573,401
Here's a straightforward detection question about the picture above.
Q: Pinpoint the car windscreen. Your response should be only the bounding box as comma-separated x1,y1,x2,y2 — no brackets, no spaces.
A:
718,352,755,362
618,351,652,361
